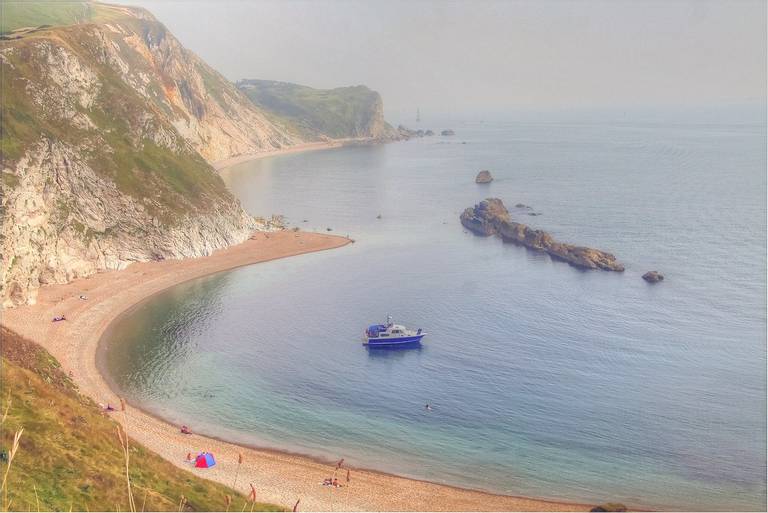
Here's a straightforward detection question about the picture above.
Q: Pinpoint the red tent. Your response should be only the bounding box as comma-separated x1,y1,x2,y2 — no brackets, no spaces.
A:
195,452,216,468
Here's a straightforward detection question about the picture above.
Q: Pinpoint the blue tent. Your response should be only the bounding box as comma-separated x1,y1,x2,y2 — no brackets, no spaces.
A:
195,452,216,468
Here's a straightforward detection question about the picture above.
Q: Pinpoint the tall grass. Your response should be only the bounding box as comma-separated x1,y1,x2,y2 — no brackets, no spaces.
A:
116,398,136,512
232,453,243,493
0,428,23,511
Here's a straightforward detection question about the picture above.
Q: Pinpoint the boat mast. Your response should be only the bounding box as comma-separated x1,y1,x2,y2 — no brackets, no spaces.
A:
416,108,421,123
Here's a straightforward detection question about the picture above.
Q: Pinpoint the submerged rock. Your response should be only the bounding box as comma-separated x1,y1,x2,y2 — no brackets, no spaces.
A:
642,271,664,283
590,504,628,512
396,125,434,139
460,198,624,272
475,170,493,183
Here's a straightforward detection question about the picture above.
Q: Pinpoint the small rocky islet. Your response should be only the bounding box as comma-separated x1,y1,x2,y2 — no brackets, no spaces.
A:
460,198,624,272
397,126,454,139
475,170,493,183
642,271,664,283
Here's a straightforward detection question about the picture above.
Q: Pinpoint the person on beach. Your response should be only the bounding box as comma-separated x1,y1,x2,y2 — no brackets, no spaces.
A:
105,404,115,411
180,425,192,434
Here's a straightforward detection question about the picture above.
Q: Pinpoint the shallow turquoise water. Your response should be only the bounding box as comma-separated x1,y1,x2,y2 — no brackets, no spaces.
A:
104,120,766,511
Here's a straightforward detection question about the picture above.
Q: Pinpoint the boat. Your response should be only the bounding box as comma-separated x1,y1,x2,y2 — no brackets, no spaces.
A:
364,316,426,347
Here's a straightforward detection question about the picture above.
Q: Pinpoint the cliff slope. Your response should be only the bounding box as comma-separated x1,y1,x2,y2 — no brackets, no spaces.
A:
0,3,295,307
0,326,279,511
237,79,397,141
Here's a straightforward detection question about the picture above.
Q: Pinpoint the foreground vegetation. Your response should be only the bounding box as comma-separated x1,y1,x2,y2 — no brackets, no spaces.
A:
0,327,280,511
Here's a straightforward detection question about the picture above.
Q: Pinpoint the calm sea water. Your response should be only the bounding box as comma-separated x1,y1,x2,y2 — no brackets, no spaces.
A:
104,120,766,511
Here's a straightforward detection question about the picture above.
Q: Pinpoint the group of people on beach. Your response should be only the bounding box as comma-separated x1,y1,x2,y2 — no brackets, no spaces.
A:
322,477,343,488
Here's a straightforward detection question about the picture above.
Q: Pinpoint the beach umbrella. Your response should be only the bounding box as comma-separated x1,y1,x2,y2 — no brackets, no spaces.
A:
195,452,216,468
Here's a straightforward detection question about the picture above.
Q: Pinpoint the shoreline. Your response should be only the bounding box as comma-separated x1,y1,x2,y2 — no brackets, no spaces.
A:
1,231,590,511
211,137,378,171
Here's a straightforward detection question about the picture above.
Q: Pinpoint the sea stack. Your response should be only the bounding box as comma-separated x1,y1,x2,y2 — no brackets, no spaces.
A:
642,271,664,283
476,170,494,183
460,198,624,272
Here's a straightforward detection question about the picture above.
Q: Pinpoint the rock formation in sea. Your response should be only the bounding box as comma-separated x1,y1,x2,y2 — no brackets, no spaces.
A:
396,125,435,140
642,271,664,283
441,129,456,136
460,199,624,272
476,170,494,183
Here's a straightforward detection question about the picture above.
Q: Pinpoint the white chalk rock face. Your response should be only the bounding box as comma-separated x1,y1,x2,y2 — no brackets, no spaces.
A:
0,8,293,306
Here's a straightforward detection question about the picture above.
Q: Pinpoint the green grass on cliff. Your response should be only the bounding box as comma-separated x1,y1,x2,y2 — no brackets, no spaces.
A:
1,1,91,33
237,79,387,140
0,1,133,34
0,19,232,222
0,326,281,512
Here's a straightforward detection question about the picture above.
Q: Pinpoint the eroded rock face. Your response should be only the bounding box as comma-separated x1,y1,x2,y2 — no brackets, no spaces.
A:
0,139,274,307
460,198,624,272
475,170,493,183
0,9,293,306
642,271,664,283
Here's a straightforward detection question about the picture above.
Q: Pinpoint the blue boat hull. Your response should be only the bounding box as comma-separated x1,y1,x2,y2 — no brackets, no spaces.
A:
364,334,425,347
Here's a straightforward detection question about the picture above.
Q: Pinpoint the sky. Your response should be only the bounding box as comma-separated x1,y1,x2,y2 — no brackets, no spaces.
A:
112,0,766,122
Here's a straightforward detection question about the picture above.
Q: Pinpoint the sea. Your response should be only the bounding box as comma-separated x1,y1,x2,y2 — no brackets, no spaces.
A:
103,118,767,511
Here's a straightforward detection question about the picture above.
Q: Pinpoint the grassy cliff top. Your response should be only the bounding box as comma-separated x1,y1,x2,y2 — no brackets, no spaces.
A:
0,1,146,34
0,327,280,511
238,79,389,140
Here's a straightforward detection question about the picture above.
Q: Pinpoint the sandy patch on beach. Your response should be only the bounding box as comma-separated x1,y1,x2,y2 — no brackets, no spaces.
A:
211,138,373,171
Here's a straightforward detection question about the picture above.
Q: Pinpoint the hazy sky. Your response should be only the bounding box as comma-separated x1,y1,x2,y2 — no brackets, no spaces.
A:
113,0,766,121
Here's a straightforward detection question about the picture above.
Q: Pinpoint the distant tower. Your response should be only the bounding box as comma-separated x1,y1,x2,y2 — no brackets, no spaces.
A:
416,108,421,123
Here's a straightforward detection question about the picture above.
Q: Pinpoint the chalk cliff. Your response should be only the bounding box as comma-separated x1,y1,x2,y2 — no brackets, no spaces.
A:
0,4,294,306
